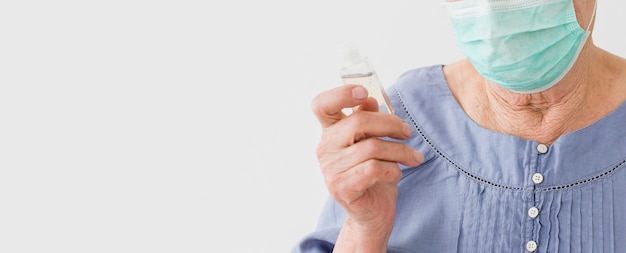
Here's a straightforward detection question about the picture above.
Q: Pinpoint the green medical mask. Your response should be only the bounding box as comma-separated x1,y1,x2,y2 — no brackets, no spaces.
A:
442,0,597,94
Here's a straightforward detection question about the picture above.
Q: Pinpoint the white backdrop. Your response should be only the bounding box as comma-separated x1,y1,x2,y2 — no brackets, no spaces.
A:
1,1,623,252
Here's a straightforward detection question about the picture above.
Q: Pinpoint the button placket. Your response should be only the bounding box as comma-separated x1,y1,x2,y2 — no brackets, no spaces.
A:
527,144,547,253
532,144,547,185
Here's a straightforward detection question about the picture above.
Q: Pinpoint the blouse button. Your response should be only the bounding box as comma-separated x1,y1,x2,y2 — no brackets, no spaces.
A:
537,144,548,154
526,240,538,252
528,207,539,219
532,173,544,184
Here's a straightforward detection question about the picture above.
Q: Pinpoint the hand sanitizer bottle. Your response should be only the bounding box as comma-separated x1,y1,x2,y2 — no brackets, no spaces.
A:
339,42,394,114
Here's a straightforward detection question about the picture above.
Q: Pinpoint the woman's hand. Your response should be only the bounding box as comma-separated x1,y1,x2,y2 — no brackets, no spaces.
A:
311,85,424,253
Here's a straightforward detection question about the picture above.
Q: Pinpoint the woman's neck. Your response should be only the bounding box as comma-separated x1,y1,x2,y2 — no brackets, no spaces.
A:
480,76,589,145
445,45,626,145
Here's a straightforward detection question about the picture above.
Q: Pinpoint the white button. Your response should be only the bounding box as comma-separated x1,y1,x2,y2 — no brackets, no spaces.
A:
526,240,538,252
532,173,544,184
528,207,539,218
537,144,548,154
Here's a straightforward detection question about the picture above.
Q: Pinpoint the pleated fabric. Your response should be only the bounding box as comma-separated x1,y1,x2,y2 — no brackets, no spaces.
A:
292,65,626,253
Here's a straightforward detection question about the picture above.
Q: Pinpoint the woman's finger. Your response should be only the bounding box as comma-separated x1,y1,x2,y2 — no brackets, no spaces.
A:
311,85,368,128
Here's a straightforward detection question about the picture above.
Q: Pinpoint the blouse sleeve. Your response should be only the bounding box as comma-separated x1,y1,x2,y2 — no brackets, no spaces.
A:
290,197,346,253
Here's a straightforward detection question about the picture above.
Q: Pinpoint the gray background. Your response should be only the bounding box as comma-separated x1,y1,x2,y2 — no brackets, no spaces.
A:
1,1,622,252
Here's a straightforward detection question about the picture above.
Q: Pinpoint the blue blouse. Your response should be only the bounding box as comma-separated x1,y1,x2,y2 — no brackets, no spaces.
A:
293,65,626,253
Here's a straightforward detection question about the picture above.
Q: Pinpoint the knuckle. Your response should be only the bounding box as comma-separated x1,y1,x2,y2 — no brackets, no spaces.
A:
323,175,338,191
315,130,337,160
347,112,369,128
359,159,381,177
315,142,329,161
316,149,343,179
310,93,325,115
390,166,402,183
325,175,346,200
359,138,383,158
318,159,337,178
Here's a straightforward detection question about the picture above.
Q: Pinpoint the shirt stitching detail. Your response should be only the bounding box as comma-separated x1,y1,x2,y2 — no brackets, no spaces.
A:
394,87,525,191
393,86,626,192
538,160,626,192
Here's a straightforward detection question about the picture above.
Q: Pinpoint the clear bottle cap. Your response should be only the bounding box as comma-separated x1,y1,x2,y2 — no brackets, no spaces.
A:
337,41,363,68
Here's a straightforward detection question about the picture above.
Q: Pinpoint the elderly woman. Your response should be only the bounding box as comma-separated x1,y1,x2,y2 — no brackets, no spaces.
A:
293,0,626,252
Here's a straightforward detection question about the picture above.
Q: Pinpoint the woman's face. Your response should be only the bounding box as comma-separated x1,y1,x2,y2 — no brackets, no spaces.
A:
442,0,596,30
573,0,596,31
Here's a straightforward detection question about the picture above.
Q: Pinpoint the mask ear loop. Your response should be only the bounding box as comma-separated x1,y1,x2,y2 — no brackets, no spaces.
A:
586,0,597,32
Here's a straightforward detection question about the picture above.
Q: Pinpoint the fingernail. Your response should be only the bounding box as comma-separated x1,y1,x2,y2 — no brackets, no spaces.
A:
352,86,367,100
413,150,424,163
403,122,412,137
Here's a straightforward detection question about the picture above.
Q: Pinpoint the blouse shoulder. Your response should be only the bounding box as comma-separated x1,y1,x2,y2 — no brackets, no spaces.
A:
386,64,450,170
